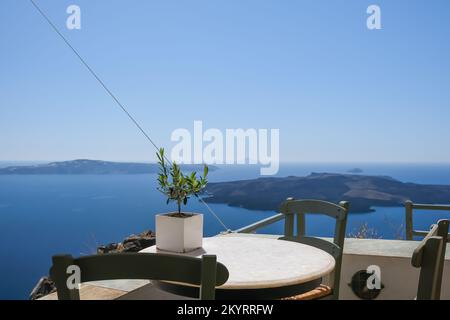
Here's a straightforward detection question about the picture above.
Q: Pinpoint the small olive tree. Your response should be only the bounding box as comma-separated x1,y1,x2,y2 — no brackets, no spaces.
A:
156,148,208,216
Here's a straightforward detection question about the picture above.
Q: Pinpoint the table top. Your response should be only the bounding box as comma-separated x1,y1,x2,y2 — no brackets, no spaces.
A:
141,236,335,290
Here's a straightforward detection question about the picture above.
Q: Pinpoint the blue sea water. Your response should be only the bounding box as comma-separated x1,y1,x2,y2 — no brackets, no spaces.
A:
1,162,450,299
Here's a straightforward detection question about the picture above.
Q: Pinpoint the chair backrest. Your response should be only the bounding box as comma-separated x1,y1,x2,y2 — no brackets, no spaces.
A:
50,253,229,300
412,219,449,300
279,198,350,299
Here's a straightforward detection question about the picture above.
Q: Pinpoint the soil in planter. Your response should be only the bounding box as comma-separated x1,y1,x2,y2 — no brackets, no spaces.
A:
166,212,196,218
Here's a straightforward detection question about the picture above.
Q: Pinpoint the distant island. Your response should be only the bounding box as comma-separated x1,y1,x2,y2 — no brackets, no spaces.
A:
347,168,363,174
206,172,450,213
0,160,217,175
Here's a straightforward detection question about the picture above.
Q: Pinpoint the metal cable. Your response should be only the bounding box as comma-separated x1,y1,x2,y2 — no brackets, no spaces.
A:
29,0,230,231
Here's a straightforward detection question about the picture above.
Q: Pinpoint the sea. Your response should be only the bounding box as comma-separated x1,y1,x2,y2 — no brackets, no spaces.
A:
1,162,450,299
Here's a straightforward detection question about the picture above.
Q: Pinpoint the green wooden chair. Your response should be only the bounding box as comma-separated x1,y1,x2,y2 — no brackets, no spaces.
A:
412,219,449,300
50,253,229,300
278,198,349,300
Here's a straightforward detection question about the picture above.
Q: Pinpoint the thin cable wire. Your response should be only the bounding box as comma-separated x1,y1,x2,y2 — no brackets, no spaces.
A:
29,0,161,153
196,195,231,232
29,0,230,231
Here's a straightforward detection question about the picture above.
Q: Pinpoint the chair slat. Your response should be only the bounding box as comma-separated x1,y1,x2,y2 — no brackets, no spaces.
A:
50,252,229,300
200,255,218,300
280,199,347,220
412,224,439,267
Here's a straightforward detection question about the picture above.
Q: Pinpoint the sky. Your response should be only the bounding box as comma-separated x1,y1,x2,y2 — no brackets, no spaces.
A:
1,0,450,163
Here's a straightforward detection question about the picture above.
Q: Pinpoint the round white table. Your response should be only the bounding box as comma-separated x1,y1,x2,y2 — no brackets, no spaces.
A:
142,236,335,299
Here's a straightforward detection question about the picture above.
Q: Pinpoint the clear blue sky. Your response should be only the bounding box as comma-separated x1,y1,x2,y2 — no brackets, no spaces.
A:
1,0,450,163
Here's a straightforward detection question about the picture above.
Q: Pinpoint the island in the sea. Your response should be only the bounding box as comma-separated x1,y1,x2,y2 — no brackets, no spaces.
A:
0,159,216,175
206,172,450,213
347,168,363,174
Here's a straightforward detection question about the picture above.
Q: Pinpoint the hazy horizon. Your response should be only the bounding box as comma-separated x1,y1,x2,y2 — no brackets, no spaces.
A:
2,159,450,166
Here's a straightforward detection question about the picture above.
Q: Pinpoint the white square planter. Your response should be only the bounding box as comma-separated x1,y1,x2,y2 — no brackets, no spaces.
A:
155,213,203,253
